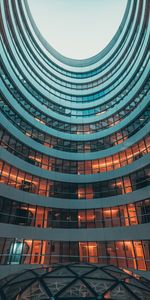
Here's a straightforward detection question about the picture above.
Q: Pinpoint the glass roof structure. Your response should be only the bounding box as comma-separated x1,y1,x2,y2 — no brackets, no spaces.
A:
0,263,150,299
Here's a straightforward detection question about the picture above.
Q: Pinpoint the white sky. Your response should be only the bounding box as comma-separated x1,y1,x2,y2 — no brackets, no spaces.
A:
28,0,127,59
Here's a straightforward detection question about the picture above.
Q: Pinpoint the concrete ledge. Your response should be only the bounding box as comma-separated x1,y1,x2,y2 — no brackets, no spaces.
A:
0,223,149,241
0,184,149,209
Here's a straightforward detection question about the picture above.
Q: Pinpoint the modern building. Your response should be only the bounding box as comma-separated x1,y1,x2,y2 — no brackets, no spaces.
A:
0,0,150,280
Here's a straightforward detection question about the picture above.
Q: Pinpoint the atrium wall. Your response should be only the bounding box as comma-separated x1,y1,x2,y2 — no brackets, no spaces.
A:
0,0,149,277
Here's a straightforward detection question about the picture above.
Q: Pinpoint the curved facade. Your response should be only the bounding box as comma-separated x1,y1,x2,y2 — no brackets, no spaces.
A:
0,0,150,277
